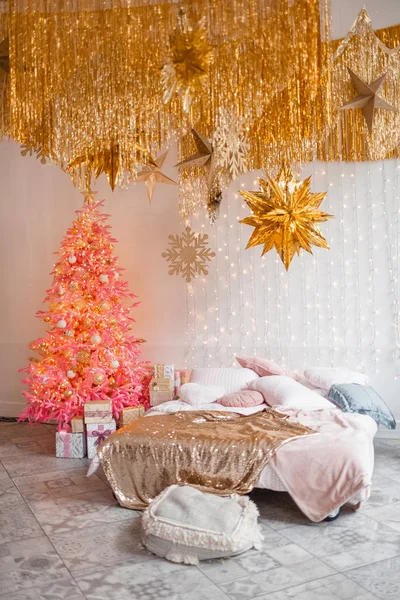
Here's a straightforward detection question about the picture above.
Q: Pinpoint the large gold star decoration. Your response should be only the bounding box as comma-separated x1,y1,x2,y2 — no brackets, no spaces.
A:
135,150,176,203
239,168,332,270
339,68,397,134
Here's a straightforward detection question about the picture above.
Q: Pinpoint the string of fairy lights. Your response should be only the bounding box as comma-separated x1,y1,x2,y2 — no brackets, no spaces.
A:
185,159,400,381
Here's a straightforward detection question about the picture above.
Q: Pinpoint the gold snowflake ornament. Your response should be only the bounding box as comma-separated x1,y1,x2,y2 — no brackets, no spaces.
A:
162,226,216,282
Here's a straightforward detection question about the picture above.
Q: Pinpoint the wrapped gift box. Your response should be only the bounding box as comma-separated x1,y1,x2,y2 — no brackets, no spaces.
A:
178,369,191,384
150,389,174,406
118,405,145,427
150,377,174,392
56,431,86,458
153,364,174,380
86,420,116,459
84,400,113,424
71,416,84,433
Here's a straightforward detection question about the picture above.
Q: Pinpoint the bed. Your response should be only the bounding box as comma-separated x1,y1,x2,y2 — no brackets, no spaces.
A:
91,368,377,522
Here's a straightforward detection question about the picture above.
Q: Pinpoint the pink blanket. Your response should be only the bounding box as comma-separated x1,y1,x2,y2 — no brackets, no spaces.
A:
269,407,377,522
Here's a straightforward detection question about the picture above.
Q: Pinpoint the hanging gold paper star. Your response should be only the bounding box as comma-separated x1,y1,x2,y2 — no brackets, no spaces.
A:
135,150,176,203
161,10,213,113
161,226,216,282
339,68,397,134
176,128,222,222
239,168,332,270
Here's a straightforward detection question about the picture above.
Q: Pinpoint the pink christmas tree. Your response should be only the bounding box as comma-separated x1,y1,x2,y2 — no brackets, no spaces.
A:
20,190,150,427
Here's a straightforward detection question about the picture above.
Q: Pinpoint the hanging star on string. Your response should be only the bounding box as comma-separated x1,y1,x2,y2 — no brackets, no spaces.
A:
176,129,217,186
135,150,176,203
339,68,397,134
176,129,223,222
239,167,332,270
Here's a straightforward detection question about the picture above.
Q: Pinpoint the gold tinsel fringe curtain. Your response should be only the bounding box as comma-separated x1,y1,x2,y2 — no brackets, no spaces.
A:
1,0,331,188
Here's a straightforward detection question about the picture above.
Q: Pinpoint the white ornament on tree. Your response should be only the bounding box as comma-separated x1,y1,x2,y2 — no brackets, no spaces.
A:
90,333,102,344
67,370,76,379
68,255,77,264
111,359,120,368
99,274,109,283
57,319,67,328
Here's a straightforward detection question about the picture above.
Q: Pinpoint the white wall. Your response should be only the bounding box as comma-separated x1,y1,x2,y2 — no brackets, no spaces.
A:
2,0,400,419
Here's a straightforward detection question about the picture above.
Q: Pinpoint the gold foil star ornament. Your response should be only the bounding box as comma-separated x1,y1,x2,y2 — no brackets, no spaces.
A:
135,150,176,203
339,68,397,134
239,169,332,270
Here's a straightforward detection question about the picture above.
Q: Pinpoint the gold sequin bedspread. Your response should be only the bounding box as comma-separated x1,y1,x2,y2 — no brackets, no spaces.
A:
98,409,315,509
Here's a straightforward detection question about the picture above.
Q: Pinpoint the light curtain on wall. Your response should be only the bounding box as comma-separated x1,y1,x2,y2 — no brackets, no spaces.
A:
185,159,400,380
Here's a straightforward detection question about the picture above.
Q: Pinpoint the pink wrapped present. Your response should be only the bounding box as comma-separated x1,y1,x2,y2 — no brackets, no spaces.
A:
86,420,116,459
56,427,86,458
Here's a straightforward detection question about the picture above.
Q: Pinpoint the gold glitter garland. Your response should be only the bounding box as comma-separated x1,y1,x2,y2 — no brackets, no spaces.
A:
2,0,330,194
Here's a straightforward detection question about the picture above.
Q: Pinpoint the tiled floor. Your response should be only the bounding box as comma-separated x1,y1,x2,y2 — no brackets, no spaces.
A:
1,422,400,600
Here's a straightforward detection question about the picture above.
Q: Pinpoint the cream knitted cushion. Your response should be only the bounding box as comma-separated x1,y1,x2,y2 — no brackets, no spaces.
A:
141,485,262,565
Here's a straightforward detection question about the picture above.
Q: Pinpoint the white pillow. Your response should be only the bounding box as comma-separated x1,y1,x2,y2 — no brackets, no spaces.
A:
247,376,332,409
303,367,369,391
141,485,262,565
190,367,259,394
179,383,225,406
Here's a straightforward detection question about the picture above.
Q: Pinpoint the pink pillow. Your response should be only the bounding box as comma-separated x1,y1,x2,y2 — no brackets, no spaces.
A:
217,390,265,407
236,356,301,381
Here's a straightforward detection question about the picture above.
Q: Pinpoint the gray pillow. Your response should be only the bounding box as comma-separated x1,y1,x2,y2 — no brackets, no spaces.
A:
328,384,396,430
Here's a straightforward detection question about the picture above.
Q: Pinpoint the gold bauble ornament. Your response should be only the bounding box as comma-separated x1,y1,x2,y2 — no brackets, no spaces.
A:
99,301,110,311
64,389,73,398
60,379,69,389
93,372,105,386
69,281,78,291
76,348,90,364
44,316,50,322
239,167,332,270
109,377,116,385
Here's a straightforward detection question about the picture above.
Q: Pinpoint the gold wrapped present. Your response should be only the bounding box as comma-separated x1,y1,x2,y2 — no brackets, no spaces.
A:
118,405,145,427
150,377,174,392
150,390,174,406
71,416,84,433
84,400,113,424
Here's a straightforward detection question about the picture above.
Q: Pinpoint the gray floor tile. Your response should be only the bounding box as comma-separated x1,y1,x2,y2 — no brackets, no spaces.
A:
49,517,153,576
217,556,335,598
75,559,230,600
0,434,55,459
346,555,400,599
362,500,400,533
0,494,43,544
256,573,378,599
0,422,50,440
0,535,73,596
14,467,108,500
26,488,138,535
0,453,84,478
280,512,400,571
